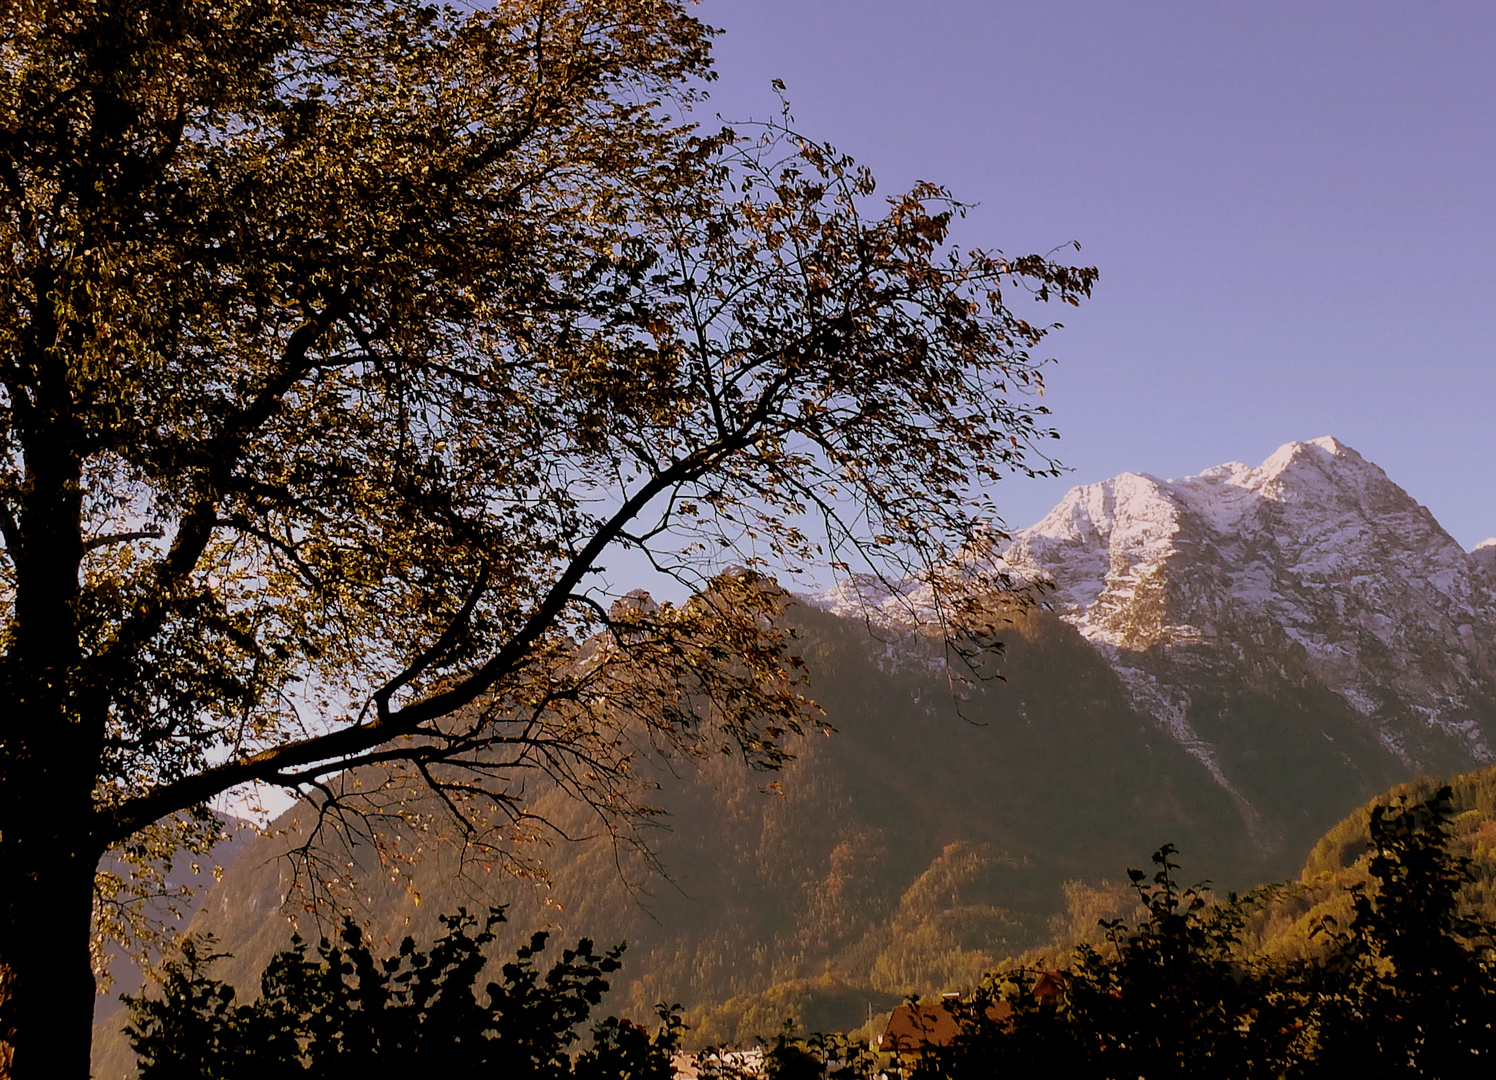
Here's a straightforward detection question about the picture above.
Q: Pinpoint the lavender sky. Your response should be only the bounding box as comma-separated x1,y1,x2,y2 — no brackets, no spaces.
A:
696,0,1496,548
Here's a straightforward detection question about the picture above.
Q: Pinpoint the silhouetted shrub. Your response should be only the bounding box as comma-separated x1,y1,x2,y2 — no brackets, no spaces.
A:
125,908,681,1079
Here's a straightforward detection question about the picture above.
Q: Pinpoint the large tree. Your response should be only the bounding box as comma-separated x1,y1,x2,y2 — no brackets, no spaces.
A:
0,1,1093,1075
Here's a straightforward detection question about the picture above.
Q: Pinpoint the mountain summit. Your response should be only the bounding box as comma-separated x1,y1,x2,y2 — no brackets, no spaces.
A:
1007,437,1480,653
821,438,1496,844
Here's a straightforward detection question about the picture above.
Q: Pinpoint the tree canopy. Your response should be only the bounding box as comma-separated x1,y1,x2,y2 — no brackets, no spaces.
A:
0,1,1093,1074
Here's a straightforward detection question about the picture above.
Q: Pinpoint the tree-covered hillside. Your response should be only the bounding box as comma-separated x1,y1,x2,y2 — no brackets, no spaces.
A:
96,608,1496,1074
96,601,1331,1070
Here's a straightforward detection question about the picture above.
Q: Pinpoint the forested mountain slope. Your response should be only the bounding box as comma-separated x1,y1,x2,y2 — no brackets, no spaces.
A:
1251,762,1496,959
94,438,1496,1069
94,604,1263,1072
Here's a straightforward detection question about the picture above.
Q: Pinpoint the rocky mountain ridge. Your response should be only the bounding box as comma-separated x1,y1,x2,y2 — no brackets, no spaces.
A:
820,437,1496,845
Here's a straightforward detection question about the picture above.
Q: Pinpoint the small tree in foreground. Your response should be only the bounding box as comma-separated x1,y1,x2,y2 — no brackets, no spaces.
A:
126,908,683,1080
0,0,1094,1073
939,845,1289,1080
1310,786,1496,1077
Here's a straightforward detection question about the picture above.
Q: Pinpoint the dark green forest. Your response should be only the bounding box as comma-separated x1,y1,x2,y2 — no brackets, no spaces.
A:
94,603,1263,1066
698,760,1496,1058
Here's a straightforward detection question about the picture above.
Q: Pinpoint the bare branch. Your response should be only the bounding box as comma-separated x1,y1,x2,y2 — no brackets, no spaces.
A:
84,528,165,551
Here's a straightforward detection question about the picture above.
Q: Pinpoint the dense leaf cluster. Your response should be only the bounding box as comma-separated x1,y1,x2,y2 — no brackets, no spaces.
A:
125,908,681,1079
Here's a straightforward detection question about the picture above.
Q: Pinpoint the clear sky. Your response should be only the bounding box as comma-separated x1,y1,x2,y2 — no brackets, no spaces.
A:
694,0,1496,548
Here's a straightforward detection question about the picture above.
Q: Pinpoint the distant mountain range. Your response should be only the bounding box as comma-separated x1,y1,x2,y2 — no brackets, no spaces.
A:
92,438,1496,1073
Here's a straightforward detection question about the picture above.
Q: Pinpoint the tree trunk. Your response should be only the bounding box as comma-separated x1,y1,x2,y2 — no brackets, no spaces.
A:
0,826,100,1080
0,333,98,1078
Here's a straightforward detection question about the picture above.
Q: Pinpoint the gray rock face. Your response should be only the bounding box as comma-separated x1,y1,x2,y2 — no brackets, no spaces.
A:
819,437,1496,847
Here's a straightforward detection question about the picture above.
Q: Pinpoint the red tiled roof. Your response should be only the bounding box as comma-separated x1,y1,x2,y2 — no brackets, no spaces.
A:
877,998,1014,1055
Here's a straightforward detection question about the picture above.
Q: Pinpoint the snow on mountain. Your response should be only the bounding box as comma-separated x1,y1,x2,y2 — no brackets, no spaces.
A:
1475,538,1496,578
815,438,1496,835
1006,437,1483,651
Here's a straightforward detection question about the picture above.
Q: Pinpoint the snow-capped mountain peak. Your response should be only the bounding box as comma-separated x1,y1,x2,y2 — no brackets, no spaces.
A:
1002,437,1475,655
816,439,1496,825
